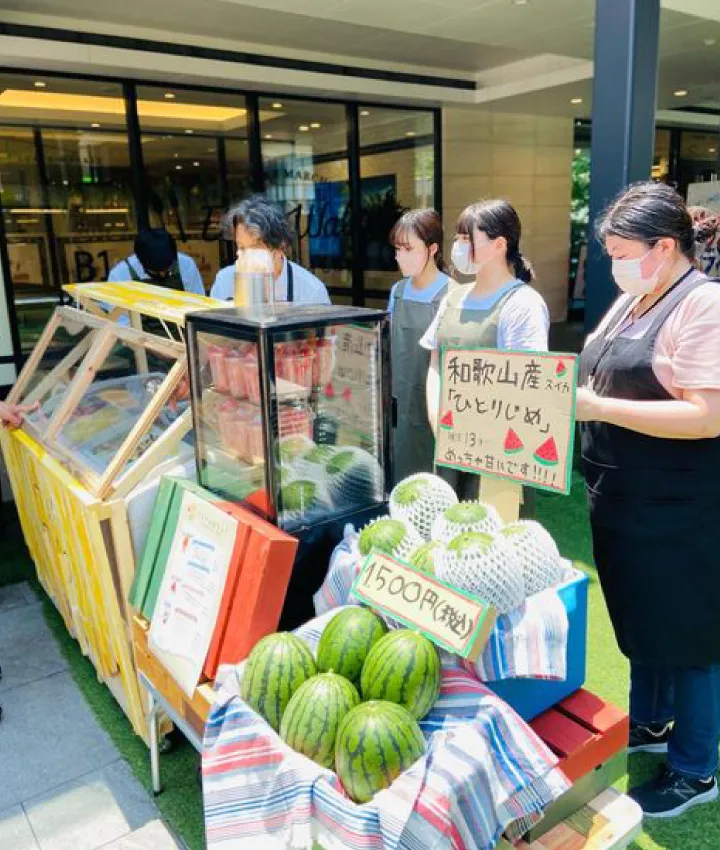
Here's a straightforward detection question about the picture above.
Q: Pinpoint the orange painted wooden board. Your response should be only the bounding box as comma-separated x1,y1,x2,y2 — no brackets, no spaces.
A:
531,689,629,784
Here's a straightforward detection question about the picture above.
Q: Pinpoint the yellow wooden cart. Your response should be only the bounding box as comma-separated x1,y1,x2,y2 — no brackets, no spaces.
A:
1,282,221,740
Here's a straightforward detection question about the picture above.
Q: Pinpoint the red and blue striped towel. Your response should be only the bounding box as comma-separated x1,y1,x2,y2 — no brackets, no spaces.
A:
203,608,570,850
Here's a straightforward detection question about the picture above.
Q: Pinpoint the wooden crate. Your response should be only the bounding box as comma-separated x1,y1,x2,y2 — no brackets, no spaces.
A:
132,615,213,738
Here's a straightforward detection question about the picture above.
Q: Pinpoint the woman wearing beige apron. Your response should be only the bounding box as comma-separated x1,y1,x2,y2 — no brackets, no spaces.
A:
422,200,549,504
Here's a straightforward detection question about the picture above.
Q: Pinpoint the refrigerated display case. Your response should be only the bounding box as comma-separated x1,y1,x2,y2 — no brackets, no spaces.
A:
186,303,392,627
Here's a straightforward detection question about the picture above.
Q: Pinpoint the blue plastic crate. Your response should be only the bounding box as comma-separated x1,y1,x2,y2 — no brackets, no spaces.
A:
487,568,589,721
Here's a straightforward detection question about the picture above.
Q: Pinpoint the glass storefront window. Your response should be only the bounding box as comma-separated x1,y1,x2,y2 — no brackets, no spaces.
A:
358,107,435,301
259,98,352,296
136,86,252,292
0,74,135,354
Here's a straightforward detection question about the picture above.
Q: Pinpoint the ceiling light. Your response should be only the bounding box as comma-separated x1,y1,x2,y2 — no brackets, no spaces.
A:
405,131,416,137
193,161,200,166
570,97,583,105
702,38,717,46
511,0,529,5
272,102,283,109
298,125,310,132
185,129,194,134
264,134,273,139
310,122,321,129
674,89,688,97
174,153,179,158
360,110,370,116
164,92,176,99
710,148,717,154
575,148,581,155
33,81,46,88
207,147,214,152
175,165,183,170
90,122,101,128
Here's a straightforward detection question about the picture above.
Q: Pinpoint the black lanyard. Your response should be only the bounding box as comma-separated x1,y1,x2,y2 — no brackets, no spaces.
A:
287,262,294,303
589,267,694,383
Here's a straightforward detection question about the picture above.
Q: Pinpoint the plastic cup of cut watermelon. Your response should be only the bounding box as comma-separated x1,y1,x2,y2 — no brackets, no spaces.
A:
217,399,240,450
244,356,261,404
225,352,246,399
242,415,264,460
313,338,335,387
208,345,229,393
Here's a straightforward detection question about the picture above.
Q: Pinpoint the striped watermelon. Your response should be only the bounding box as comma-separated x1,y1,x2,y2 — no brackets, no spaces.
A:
240,632,316,731
335,700,426,803
360,630,441,720
316,607,388,685
280,672,360,769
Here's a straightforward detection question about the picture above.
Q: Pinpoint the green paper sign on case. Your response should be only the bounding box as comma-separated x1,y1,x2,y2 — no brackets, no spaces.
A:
351,552,496,661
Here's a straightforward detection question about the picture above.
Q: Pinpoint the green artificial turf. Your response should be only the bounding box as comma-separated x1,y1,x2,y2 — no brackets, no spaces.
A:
5,472,718,849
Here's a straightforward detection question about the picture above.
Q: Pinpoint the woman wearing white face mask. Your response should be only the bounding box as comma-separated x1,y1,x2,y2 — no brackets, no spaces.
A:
421,199,549,501
576,182,720,819
388,209,450,482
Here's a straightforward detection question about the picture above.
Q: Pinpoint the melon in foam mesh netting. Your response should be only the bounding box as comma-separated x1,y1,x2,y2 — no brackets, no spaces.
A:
498,520,565,596
435,532,525,614
431,501,502,544
359,515,424,561
325,446,384,507
389,473,458,540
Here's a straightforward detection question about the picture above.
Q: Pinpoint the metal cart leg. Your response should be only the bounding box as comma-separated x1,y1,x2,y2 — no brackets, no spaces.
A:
148,691,162,796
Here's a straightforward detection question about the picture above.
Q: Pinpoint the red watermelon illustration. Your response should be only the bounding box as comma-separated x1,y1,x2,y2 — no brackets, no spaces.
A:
503,428,524,455
342,387,353,402
324,382,335,398
533,436,559,467
556,359,568,378
439,410,454,430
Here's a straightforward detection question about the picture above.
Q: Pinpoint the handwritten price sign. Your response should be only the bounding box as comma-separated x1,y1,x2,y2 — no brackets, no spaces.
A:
351,553,496,660
435,349,578,495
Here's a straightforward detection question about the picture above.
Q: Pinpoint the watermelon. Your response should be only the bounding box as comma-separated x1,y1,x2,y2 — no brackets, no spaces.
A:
358,517,420,558
361,630,441,720
503,427,524,455
439,410,454,429
303,444,337,466
316,608,388,684
281,480,318,512
447,530,494,555
431,500,501,543
533,436,559,467
499,521,564,596
556,359,567,378
408,541,441,575
280,672,360,769
241,633,316,731
389,473,458,540
326,449,356,476
278,435,314,463
326,448,383,508
335,700,426,803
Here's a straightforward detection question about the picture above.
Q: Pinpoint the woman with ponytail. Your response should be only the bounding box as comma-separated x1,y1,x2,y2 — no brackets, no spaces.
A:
388,209,450,482
421,199,549,501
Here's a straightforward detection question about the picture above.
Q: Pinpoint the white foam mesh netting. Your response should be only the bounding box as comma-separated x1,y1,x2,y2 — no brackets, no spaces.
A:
499,521,565,596
430,501,502,544
435,534,525,614
389,473,458,540
360,516,424,561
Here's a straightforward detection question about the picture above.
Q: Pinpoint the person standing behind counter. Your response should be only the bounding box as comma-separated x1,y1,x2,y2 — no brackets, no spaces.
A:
422,199,549,502
388,208,449,483
210,196,331,305
108,228,205,294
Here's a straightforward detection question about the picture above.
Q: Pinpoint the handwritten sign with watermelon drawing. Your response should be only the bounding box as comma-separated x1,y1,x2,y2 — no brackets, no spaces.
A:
435,349,578,495
323,324,379,431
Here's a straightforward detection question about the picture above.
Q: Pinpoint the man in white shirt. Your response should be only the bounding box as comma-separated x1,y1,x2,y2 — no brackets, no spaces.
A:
210,196,331,305
107,228,205,295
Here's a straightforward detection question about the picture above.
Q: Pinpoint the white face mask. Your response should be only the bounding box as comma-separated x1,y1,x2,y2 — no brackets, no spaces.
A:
396,248,429,279
611,248,667,296
451,240,478,276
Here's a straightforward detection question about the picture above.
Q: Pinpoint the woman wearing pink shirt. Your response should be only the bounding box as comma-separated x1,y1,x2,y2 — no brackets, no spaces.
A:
577,182,720,819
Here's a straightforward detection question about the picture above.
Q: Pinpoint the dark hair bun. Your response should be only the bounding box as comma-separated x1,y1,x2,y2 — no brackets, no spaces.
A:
513,253,535,283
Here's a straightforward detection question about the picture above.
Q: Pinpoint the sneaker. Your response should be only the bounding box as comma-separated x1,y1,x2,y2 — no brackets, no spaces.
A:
628,721,672,754
630,767,718,819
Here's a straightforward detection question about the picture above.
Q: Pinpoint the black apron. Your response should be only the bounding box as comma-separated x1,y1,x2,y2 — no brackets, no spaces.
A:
579,272,720,667
391,278,447,484
126,258,185,292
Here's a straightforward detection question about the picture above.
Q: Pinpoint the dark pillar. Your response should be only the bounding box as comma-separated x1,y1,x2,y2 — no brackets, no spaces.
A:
585,0,660,331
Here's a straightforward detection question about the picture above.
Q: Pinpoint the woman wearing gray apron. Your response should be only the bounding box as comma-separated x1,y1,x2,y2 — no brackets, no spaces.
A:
576,182,720,818
388,209,449,483
423,200,549,504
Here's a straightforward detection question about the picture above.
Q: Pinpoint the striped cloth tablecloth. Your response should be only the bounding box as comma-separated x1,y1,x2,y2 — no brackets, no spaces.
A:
203,608,570,850
313,526,570,684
